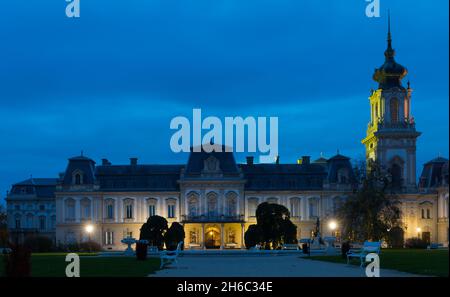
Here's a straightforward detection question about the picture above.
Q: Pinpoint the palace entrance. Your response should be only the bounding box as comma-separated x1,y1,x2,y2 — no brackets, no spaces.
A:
205,226,221,249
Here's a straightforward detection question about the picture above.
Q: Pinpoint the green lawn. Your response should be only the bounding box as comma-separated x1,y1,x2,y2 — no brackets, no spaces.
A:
0,253,161,277
306,249,449,277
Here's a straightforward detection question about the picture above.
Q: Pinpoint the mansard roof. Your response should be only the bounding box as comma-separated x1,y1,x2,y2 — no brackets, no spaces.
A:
240,163,326,191
184,144,241,176
419,156,449,189
95,164,183,191
10,178,58,198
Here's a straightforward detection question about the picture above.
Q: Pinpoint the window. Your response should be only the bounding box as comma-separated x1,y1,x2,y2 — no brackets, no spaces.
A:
289,198,300,217
248,198,258,217
39,216,46,230
147,198,158,218
390,98,399,123
126,204,133,219
50,215,56,229
226,192,237,216
207,192,218,217
309,198,318,218
421,209,425,219
189,230,198,244
15,215,21,229
81,198,91,220
187,193,199,217
123,199,134,220
75,173,82,185
168,204,175,218
105,231,114,245
148,205,156,217
427,209,431,219
65,199,76,221
107,204,114,219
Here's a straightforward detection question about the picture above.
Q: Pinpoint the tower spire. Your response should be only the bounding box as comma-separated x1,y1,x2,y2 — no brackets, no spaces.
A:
385,10,395,59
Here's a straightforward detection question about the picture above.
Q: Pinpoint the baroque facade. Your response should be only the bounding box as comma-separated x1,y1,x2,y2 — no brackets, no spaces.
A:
5,22,449,250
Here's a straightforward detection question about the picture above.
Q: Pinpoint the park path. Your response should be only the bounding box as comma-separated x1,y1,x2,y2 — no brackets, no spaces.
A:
149,254,422,277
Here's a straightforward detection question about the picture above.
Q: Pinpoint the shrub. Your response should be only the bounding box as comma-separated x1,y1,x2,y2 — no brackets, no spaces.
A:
341,241,351,259
135,242,148,261
244,224,263,249
23,235,54,252
140,215,168,250
5,244,31,277
79,241,102,252
164,222,185,251
405,237,428,249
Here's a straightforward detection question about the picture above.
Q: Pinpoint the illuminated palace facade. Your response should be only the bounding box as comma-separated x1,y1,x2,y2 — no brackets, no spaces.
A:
6,23,449,250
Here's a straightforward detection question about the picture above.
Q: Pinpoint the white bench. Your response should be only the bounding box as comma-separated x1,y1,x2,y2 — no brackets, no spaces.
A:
347,241,381,267
249,244,261,251
160,241,183,269
282,244,299,250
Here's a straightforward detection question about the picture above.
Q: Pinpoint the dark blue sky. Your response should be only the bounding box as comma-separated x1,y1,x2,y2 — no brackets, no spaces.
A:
0,0,448,203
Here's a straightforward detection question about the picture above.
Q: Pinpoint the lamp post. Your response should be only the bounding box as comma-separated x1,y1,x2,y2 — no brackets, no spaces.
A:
416,227,421,238
85,224,94,253
328,221,337,236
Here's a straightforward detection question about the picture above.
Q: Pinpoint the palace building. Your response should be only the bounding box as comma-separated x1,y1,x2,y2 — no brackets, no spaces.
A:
5,21,449,250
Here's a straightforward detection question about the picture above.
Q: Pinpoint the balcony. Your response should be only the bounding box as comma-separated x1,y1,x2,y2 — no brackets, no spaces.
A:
181,214,245,223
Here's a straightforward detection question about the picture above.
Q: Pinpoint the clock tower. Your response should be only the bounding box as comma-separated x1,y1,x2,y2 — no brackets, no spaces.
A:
362,15,421,192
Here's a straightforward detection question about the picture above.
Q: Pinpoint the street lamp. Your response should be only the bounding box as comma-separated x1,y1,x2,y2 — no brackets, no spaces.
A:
328,221,337,231
416,227,421,237
85,224,94,253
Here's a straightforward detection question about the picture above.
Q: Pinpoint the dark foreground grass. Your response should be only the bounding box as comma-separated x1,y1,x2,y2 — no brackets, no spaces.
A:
306,249,449,277
1,253,160,277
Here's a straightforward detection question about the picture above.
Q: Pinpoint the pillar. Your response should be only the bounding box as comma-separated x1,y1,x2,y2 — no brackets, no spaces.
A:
201,223,205,250
241,223,245,249
220,223,224,250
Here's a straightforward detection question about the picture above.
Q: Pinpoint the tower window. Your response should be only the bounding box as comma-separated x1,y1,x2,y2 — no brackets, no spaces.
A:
390,98,399,123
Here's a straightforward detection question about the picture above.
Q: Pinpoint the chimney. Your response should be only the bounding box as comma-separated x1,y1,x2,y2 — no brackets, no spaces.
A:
130,158,138,166
301,156,310,165
102,158,111,166
246,156,254,166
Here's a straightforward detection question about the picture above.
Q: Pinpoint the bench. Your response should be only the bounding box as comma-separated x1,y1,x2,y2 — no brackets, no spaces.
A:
160,241,183,269
347,241,381,267
428,243,444,249
249,244,261,251
282,244,299,250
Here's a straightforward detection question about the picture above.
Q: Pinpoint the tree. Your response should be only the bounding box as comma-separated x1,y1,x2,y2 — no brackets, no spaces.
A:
244,224,263,249
164,222,185,251
0,204,7,247
255,202,294,249
337,160,402,242
281,219,297,244
139,215,168,250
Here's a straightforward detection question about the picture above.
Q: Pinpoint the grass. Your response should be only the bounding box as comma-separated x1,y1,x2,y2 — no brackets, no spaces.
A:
306,248,449,277
0,253,161,277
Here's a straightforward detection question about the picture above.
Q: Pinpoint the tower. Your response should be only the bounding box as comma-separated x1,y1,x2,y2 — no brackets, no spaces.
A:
362,13,421,192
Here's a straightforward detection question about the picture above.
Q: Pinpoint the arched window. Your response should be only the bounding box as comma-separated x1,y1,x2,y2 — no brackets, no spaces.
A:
226,192,237,216
147,198,158,218
337,168,349,184
105,199,115,219
187,193,199,217
166,198,177,218
65,198,76,221
123,199,134,220
390,98,399,123
15,214,21,229
308,198,319,218
206,192,218,217
390,163,402,189
80,198,91,220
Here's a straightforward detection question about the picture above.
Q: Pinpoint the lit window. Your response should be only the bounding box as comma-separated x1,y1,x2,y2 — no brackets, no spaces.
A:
105,231,114,245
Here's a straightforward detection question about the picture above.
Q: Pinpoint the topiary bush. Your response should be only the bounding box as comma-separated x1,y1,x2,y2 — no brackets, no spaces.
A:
405,237,428,249
140,215,168,250
244,224,263,249
164,222,185,251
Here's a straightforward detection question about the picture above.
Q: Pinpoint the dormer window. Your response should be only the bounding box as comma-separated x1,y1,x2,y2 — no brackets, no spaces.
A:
72,170,84,185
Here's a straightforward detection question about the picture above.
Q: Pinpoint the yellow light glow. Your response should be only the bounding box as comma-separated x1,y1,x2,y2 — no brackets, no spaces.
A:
416,227,421,233
85,224,94,233
328,221,337,231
